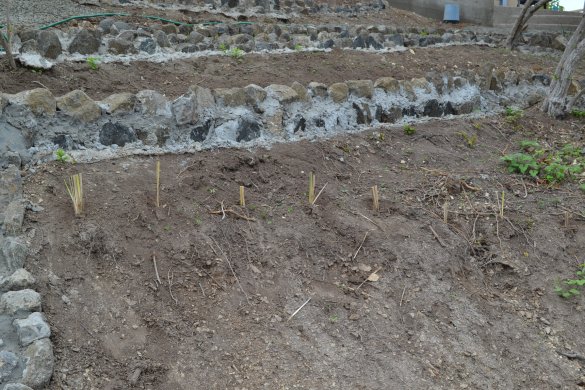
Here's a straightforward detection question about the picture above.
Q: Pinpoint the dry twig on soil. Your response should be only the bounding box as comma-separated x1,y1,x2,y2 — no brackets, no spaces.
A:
209,237,249,303
287,297,312,322
352,232,369,261
152,255,162,286
209,207,256,221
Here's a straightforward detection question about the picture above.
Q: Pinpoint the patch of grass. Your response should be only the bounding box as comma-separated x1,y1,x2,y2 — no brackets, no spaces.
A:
64,173,84,216
403,124,416,135
457,132,477,148
501,140,585,184
555,264,585,298
86,56,100,71
228,47,244,59
571,108,585,118
504,107,523,124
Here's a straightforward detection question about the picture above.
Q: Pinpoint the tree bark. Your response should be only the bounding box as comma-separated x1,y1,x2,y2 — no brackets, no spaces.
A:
506,0,549,50
0,28,16,70
541,11,585,117
1,0,16,70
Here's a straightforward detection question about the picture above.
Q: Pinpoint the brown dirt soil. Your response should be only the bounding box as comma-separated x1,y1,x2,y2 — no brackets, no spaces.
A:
0,46,565,100
23,111,585,389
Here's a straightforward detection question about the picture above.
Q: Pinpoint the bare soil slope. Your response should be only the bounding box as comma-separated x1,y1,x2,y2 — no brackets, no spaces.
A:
23,111,585,389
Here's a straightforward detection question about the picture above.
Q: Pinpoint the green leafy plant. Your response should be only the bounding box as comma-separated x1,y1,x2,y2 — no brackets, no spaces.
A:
219,43,229,53
293,43,303,51
86,56,100,71
55,148,71,163
504,107,523,124
501,141,585,184
228,47,244,59
403,124,416,135
571,109,585,118
555,264,585,298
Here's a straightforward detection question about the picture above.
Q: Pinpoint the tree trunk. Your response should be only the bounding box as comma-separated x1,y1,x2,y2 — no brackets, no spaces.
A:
1,0,16,70
506,0,549,50
541,12,585,117
0,28,16,70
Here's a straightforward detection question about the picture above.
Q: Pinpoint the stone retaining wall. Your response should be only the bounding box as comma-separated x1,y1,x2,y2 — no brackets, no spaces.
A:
0,68,552,168
0,165,53,389
14,19,568,69
18,21,502,66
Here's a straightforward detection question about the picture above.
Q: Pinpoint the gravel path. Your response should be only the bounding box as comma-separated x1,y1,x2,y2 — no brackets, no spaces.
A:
4,0,114,28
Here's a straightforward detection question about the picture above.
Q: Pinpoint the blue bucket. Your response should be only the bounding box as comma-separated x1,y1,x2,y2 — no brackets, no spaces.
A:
443,3,460,23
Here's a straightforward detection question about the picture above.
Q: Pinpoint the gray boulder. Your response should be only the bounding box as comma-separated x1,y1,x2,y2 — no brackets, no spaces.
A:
139,38,157,54
3,199,25,236
36,31,62,59
20,39,39,54
1,289,41,314
21,339,54,389
99,122,136,147
56,90,101,123
0,236,28,275
0,351,18,382
14,312,51,346
4,384,34,390
154,30,170,48
69,29,101,55
0,268,36,292
107,38,137,55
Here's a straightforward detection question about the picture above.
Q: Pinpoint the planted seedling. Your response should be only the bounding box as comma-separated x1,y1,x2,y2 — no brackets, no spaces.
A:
403,124,416,135
64,173,84,216
229,47,244,59
457,131,477,148
504,107,523,124
239,185,246,207
308,172,315,204
156,160,160,207
55,148,71,163
86,56,100,71
372,185,380,212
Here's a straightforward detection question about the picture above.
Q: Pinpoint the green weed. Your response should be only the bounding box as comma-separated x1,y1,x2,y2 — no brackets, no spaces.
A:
504,107,523,124
55,148,71,163
555,264,585,298
403,124,416,135
228,47,244,59
502,141,585,184
86,56,100,71
219,43,228,53
571,109,585,118
293,43,303,51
